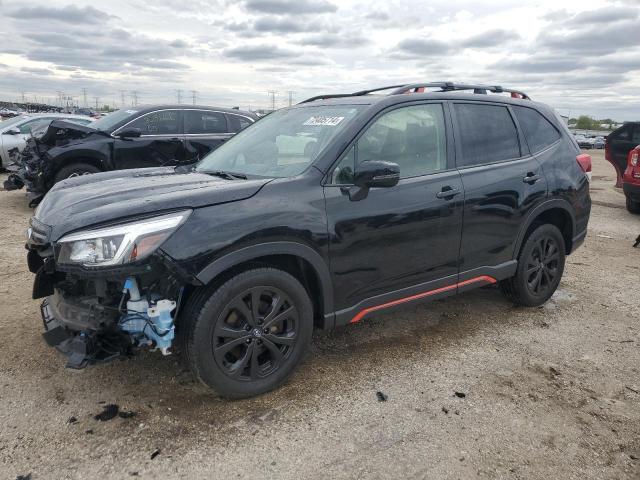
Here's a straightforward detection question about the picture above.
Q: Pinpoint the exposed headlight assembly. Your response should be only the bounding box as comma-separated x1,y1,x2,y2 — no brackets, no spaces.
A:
56,210,190,267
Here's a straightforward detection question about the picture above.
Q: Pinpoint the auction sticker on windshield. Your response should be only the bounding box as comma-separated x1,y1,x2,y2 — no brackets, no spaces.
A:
303,116,344,126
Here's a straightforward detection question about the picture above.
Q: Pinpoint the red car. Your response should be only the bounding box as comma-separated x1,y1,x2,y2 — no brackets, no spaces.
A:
624,146,640,213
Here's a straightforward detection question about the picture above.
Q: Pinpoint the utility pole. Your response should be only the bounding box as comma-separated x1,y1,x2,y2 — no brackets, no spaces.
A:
94,97,99,110
287,90,295,107
21,91,26,104
120,90,126,108
190,90,197,105
131,91,139,106
176,89,182,104
83,88,88,107
267,90,277,111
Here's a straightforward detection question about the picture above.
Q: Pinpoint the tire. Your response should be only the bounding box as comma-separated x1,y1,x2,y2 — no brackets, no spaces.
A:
626,195,640,214
53,163,101,184
500,224,566,307
181,268,313,398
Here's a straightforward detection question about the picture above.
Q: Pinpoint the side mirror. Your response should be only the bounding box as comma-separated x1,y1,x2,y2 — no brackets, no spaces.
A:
4,127,21,135
117,128,142,138
354,160,400,189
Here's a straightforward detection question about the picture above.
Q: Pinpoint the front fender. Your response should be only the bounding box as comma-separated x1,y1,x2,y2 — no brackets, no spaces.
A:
195,241,334,318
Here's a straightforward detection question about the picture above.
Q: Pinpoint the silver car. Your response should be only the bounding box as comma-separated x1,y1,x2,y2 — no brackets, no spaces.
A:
0,114,93,168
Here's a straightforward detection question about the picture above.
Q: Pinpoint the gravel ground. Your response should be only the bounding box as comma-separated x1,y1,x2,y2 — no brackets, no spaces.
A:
0,150,638,479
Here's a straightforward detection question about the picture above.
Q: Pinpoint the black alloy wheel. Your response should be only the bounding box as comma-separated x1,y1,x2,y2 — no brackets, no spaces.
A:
500,224,566,307
524,236,560,297
213,286,298,381
181,268,313,398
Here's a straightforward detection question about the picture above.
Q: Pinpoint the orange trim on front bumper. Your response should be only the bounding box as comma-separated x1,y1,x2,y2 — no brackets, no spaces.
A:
350,275,497,324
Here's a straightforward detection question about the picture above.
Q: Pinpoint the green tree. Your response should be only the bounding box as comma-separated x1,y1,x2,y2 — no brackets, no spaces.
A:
575,115,595,129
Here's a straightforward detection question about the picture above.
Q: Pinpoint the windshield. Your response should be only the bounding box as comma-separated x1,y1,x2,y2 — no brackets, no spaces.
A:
0,115,29,130
89,108,139,131
196,105,364,177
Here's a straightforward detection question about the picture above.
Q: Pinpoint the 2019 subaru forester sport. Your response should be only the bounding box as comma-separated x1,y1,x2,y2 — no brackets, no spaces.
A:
25,83,591,398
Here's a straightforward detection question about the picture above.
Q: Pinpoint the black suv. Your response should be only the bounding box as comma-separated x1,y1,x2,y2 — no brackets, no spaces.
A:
4,105,257,202
25,83,591,398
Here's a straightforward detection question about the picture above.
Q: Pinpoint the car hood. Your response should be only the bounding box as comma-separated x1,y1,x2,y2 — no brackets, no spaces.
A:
36,119,105,147
35,166,273,241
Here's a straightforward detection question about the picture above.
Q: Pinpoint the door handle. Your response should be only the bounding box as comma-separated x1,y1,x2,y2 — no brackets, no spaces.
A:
523,173,540,184
436,187,461,199
169,137,181,142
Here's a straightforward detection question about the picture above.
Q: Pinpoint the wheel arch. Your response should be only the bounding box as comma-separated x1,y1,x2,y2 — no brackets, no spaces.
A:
195,242,334,329
513,200,576,257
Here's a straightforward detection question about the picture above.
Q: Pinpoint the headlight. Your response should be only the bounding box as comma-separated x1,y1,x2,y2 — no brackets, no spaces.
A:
56,210,190,267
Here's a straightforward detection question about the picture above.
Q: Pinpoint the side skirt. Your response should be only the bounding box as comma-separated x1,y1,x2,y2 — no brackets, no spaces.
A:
330,260,517,328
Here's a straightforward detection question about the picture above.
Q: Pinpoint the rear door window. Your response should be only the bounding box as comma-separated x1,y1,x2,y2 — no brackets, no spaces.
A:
184,110,227,134
454,103,520,166
513,106,561,153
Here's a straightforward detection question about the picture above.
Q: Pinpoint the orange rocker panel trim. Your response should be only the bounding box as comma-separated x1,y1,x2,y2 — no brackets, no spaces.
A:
350,275,497,324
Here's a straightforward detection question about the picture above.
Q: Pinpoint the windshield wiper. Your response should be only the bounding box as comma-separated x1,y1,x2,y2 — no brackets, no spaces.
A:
198,169,248,180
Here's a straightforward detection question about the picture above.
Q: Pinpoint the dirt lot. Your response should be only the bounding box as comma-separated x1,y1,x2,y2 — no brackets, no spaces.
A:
0,150,638,479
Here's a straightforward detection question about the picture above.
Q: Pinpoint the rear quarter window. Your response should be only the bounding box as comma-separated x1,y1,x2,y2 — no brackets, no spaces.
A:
513,106,561,153
227,114,253,133
454,103,520,166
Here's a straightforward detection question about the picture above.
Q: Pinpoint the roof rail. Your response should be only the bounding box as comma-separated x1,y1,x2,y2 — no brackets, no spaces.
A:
299,82,530,104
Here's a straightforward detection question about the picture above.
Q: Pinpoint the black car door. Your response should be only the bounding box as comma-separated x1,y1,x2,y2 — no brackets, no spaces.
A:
452,102,547,280
607,123,640,185
113,109,185,169
323,102,464,321
183,110,235,163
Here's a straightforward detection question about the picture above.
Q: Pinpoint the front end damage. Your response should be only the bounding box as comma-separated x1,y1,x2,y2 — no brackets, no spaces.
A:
27,214,195,369
3,120,99,206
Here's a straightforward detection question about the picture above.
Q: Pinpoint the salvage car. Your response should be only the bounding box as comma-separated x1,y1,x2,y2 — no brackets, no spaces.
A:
0,113,92,169
26,82,591,398
605,122,640,187
623,146,640,213
4,105,257,201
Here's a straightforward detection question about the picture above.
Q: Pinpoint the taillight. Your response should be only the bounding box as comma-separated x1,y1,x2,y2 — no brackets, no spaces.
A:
630,148,639,167
576,153,592,181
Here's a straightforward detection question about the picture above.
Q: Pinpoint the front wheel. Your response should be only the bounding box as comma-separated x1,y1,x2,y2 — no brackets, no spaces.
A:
182,268,313,398
53,163,101,184
626,195,640,214
500,224,566,307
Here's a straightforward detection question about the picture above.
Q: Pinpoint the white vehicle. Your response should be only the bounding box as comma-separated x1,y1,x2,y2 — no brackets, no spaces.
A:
0,114,93,168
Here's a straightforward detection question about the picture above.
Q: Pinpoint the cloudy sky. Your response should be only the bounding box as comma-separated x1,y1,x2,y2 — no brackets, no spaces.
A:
1,0,639,120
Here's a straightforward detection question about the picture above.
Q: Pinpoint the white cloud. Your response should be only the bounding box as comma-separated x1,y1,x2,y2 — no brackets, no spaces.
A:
0,0,638,120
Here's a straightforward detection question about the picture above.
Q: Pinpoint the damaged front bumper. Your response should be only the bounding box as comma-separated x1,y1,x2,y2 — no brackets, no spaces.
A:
29,247,192,370
41,296,131,369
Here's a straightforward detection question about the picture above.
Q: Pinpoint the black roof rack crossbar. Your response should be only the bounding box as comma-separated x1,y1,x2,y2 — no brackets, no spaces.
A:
299,82,530,104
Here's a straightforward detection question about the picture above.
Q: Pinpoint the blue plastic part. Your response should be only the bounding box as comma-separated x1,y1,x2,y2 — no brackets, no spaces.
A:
119,304,175,353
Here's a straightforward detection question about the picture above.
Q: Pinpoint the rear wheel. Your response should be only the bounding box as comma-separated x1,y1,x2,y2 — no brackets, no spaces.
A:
53,163,101,184
182,268,313,398
626,195,640,214
500,224,566,307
